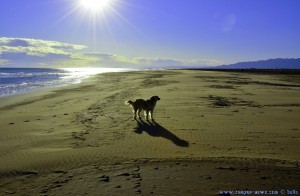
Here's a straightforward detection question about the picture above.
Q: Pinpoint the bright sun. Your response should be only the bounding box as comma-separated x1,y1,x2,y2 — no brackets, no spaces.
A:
80,0,111,11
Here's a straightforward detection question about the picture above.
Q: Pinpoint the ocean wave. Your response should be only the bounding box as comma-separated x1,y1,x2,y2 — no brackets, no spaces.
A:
0,68,133,97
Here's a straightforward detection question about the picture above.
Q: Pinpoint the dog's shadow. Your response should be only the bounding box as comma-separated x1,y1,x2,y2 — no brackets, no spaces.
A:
134,119,189,147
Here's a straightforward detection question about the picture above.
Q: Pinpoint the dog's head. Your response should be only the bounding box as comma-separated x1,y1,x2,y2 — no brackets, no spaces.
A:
150,96,160,101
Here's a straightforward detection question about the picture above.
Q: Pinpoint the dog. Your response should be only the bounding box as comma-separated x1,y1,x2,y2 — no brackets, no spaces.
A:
125,96,160,121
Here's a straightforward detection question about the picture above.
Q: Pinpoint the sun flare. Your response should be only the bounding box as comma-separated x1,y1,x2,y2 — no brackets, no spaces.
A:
80,0,111,11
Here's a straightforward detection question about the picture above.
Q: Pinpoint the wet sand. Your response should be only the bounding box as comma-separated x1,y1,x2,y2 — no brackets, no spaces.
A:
0,70,299,195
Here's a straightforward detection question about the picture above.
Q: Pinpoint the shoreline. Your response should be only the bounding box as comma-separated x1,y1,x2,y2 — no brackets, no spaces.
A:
1,68,299,108
1,69,299,194
0,67,135,102
0,74,96,110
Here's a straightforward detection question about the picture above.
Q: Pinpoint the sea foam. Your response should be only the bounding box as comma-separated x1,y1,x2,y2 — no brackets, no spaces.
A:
0,68,131,97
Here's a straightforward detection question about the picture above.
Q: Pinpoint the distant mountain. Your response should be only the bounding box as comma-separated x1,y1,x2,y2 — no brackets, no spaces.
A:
216,58,300,69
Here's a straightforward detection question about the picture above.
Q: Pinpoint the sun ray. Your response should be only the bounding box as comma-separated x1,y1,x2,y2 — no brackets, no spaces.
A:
108,6,153,43
44,4,82,33
44,0,154,53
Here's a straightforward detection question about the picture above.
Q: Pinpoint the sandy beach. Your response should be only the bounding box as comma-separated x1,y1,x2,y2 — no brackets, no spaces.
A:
0,70,299,195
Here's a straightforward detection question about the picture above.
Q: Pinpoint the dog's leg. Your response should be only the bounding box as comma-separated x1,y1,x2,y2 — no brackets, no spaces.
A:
138,109,142,119
146,110,150,121
150,110,154,121
133,109,137,119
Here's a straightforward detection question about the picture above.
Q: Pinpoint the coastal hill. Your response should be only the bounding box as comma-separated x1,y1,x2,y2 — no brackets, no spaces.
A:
216,58,300,69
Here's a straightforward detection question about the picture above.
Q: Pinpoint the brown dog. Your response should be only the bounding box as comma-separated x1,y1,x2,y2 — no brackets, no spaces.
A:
126,96,160,121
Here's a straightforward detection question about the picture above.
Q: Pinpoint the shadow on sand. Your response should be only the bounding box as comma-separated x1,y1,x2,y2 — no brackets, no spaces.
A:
134,119,189,147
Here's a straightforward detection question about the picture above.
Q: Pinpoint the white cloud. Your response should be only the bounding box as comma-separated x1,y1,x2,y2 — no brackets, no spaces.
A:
0,37,87,57
0,37,93,67
0,37,222,68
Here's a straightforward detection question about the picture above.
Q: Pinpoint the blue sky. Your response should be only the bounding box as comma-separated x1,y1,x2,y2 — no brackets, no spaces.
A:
0,0,299,68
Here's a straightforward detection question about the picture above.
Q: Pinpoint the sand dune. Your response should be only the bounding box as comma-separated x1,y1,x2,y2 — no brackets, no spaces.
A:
0,70,299,195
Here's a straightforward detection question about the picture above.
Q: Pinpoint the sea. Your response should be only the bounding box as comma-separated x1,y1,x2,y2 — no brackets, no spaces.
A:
0,68,132,97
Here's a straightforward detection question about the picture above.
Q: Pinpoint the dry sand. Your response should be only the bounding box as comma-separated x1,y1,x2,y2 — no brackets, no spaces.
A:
0,70,299,195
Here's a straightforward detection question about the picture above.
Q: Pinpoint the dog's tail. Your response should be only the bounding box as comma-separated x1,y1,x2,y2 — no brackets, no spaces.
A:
125,100,134,105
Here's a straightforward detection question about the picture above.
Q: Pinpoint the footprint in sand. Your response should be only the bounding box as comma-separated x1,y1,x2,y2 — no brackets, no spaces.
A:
99,175,110,182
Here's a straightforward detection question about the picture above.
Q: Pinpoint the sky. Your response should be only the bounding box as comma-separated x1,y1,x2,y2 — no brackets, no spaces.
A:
0,0,300,68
